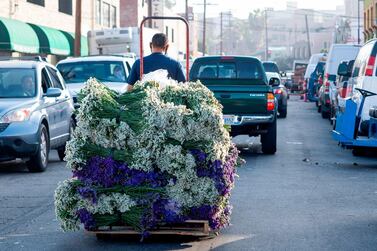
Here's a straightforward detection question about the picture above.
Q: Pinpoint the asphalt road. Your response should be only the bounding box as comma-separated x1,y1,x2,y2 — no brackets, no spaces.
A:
1,96,377,251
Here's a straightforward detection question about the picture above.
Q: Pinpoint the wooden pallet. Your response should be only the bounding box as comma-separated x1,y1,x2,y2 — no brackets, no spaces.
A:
89,220,211,238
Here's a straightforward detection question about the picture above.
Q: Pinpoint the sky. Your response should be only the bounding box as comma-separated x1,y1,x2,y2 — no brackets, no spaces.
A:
175,0,345,18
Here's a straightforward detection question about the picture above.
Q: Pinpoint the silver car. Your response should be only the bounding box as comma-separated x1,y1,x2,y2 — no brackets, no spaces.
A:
0,58,74,172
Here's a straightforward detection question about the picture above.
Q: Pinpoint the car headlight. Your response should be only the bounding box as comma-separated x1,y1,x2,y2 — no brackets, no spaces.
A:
0,108,32,123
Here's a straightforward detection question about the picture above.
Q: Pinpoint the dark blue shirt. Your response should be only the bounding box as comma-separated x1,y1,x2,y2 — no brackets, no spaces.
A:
127,52,186,85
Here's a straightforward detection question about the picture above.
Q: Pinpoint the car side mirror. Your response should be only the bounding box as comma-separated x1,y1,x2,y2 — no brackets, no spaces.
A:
45,87,62,98
269,77,280,87
337,62,348,76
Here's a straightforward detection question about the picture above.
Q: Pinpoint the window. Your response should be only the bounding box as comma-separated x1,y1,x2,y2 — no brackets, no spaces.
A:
96,0,101,24
47,66,64,90
27,0,44,6
352,42,375,77
103,2,110,27
57,61,127,84
165,26,169,37
171,28,174,43
41,68,52,94
59,0,72,15
110,5,117,28
193,61,264,80
0,68,36,98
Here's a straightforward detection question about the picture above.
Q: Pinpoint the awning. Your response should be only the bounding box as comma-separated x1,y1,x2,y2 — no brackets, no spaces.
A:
29,23,71,55
0,17,88,56
0,17,39,53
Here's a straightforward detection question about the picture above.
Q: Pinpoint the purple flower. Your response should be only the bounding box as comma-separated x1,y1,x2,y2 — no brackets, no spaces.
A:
73,156,170,188
77,187,97,204
77,208,96,230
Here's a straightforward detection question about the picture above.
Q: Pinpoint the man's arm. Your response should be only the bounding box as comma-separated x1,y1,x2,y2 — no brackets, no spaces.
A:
127,60,140,87
175,61,186,83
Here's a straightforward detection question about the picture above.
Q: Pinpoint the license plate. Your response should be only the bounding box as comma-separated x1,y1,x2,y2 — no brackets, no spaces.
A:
223,115,237,125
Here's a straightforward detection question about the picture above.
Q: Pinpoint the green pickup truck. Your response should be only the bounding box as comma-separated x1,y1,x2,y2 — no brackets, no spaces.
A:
190,56,278,154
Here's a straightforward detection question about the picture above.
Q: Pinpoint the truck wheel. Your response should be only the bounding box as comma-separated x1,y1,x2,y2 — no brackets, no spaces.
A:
279,109,287,118
317,104,321,113
261,118,277,154
27,124,49,172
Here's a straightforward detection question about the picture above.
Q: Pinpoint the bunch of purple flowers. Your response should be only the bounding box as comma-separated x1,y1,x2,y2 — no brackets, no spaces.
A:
73,156,170,188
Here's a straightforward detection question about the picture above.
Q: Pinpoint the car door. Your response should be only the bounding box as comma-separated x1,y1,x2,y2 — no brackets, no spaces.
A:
46,65,71,146
41,67,59,145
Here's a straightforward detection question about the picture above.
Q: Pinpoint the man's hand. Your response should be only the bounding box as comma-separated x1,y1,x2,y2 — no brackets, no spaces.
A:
127,84,134,92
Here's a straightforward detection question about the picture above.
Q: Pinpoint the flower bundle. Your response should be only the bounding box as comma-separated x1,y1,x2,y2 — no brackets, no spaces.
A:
55,76,243,238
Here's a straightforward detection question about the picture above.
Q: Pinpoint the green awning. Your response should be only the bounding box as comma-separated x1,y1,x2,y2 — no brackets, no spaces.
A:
0,17,39,53
29,23,71,55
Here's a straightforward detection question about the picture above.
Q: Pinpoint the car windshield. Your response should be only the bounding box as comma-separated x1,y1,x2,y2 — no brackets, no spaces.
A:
0,68,36,98
263,63,279,73
57,61,127,84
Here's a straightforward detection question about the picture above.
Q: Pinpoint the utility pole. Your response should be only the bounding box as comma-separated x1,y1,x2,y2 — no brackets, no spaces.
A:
220,12,223,55
305,14,312,58
148,0,152,28
185,0,189,21
358,0,361,44
74,0,82,57
202,0,207,56
265,9,269,61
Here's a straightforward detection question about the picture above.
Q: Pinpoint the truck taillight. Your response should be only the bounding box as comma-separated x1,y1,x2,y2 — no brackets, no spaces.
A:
267,93,275,111
365,56,376,76
274,89,283,94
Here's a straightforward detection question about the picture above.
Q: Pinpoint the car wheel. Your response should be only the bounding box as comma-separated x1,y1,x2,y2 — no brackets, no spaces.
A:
321,109,330,119
57,118,75,162
27,124,49,172
261,118,277,154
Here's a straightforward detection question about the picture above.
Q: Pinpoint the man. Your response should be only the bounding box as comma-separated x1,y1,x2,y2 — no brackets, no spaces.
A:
113,65,125,82
127,33,186,91
21,75,35,97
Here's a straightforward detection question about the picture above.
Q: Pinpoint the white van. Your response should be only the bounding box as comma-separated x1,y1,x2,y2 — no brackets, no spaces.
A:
304,53,327,80
348,39,377,133
323,44,361,119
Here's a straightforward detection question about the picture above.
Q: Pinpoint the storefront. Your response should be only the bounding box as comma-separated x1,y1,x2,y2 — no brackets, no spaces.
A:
0,17,88,64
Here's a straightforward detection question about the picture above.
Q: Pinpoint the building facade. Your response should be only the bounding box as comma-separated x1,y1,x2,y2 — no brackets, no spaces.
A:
364,0,377,41
0,0,120,62
119,0,198,59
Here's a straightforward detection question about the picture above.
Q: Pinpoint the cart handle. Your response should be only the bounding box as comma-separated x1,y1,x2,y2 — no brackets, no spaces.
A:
139,16,190,82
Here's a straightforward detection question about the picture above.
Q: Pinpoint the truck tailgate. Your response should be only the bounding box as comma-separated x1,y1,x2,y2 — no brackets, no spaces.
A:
207,85,271,115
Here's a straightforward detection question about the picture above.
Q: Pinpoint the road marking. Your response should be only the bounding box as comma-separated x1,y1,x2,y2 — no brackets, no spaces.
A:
286,141,303,145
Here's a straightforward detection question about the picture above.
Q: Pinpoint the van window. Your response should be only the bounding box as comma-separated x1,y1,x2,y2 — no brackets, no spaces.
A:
352,42,375,77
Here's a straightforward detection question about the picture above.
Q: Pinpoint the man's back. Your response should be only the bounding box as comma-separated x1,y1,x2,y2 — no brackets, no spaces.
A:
127,52,186,85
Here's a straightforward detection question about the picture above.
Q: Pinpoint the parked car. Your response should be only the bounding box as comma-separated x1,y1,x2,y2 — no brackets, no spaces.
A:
266,72,288,118
262,61,280,74
346,39,377,135
304,54,326,102
0,57,75,172
57,55,133,107
320,44,361,120
190,56,278,154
